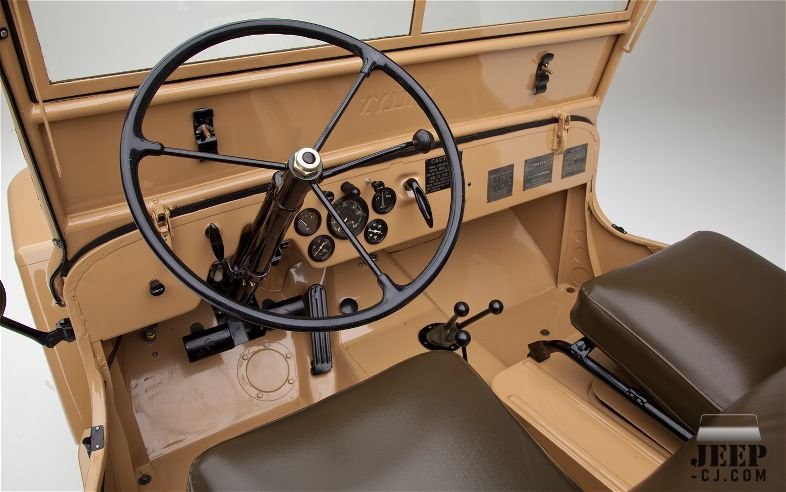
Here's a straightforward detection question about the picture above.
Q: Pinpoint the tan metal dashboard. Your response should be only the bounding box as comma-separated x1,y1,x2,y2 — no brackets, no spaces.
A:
63,121,598,340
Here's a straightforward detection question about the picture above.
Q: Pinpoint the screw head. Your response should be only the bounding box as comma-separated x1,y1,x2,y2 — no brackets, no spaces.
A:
138,474,152,486
142,326,157,342
0,28,8,39
540,329,551,336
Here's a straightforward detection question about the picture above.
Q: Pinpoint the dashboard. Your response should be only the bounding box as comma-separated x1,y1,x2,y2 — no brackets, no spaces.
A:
63,119,599,340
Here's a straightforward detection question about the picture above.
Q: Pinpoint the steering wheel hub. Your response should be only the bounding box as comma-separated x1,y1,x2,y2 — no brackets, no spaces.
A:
291,147,322,178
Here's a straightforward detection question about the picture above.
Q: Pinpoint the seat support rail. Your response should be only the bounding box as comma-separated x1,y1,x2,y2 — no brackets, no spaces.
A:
528,337,693,441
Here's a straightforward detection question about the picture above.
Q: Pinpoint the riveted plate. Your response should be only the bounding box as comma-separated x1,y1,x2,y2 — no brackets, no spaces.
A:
237,341,297,401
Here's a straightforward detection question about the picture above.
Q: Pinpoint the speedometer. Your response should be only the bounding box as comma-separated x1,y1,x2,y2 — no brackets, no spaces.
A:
327,198,369,239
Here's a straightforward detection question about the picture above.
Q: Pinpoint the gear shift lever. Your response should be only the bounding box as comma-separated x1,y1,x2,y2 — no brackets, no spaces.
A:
418,299,504,361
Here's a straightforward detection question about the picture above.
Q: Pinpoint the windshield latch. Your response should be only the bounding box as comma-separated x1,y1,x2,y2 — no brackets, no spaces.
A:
534,52,554,94
193,107,218,154
151,203,173,245
552,112,571,155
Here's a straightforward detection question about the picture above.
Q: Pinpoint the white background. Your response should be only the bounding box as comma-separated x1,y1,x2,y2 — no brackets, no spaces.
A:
1,2,784,490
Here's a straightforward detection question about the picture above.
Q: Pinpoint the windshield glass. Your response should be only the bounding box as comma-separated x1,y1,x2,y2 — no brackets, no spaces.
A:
29,0,629,83
423,0,628,32
29,0,415,82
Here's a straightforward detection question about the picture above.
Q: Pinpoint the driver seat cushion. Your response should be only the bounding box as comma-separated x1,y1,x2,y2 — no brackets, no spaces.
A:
188,351,578,491
571,231,786,431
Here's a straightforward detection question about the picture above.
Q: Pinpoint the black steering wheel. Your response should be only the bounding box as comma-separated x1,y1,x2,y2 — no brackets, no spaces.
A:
120,19,464,332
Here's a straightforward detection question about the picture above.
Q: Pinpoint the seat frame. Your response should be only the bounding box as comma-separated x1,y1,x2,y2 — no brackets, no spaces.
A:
528,337,693,440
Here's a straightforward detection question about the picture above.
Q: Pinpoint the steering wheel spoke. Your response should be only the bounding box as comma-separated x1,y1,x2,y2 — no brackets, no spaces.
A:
322,129,436,178
156,145,287,170
313,60,375,152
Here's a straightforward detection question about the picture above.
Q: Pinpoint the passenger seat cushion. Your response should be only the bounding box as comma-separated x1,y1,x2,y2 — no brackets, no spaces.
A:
634,368,785,491
571,231,785,430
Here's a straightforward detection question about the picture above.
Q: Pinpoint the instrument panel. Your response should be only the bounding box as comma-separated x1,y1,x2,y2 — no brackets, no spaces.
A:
283,121,598,269
293,180,399,262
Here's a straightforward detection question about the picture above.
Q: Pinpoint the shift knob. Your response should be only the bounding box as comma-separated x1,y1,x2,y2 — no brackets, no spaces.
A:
455,329,471,348
454,302,470,317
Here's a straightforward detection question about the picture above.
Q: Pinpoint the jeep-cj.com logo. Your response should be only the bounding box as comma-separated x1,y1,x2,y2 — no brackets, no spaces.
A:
691,414,767,483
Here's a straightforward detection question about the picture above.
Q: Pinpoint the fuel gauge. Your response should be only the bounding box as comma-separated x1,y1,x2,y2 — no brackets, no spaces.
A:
371,185,397,214
308,235,335,262
295,208,321,236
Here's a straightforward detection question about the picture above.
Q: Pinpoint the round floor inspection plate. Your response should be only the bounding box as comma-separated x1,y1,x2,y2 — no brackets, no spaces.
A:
237,341,296,401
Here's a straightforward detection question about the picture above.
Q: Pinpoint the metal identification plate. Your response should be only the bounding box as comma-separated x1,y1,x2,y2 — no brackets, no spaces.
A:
524,153,553,190
425,154,452,194
487,164,514,202
562,143,588,178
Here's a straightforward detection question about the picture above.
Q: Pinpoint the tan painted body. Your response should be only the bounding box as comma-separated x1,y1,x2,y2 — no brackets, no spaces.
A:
2,1,670,489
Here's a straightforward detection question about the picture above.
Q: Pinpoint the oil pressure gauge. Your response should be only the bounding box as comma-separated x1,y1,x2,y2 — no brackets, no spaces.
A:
308,235,335,262
364,219,388,245
295,208,321,236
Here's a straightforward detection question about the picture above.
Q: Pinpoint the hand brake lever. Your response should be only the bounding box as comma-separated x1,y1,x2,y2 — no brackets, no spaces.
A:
405,178,434,228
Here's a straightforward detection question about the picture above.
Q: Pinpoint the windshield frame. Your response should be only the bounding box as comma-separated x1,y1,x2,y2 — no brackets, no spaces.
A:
10,0,633,101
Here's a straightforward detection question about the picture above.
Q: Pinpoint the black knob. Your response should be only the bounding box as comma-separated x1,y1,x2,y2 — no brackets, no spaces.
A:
454,301,470,317
412,129,436,153
455,329,471,347
489,299,504,315
149,279,165,297
341,182,361,198
324,190,335,202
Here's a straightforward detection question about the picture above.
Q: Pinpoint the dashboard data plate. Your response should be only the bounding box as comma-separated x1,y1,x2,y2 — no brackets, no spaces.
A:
524,153,554,190
487,164,514,202
562,144,588,178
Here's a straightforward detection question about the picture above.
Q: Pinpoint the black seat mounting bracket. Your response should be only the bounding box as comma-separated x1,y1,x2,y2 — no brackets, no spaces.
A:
528,337,693,441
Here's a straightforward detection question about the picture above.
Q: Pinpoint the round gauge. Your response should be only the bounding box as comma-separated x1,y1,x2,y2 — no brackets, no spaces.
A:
327,198,369,239
364,219,388,245
372,187,397,214
295,208,321,236
308,235,335,262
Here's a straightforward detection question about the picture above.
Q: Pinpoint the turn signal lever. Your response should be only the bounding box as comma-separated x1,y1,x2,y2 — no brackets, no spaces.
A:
418,299,504,361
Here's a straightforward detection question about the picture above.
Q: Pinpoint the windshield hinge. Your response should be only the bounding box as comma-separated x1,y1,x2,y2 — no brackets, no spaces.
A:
82,425,105,456
552,112,571,155
151,203,174,245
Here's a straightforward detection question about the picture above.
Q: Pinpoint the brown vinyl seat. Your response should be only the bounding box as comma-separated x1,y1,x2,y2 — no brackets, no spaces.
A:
571,231,786,430
634,368,785,491
188,351,578,491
